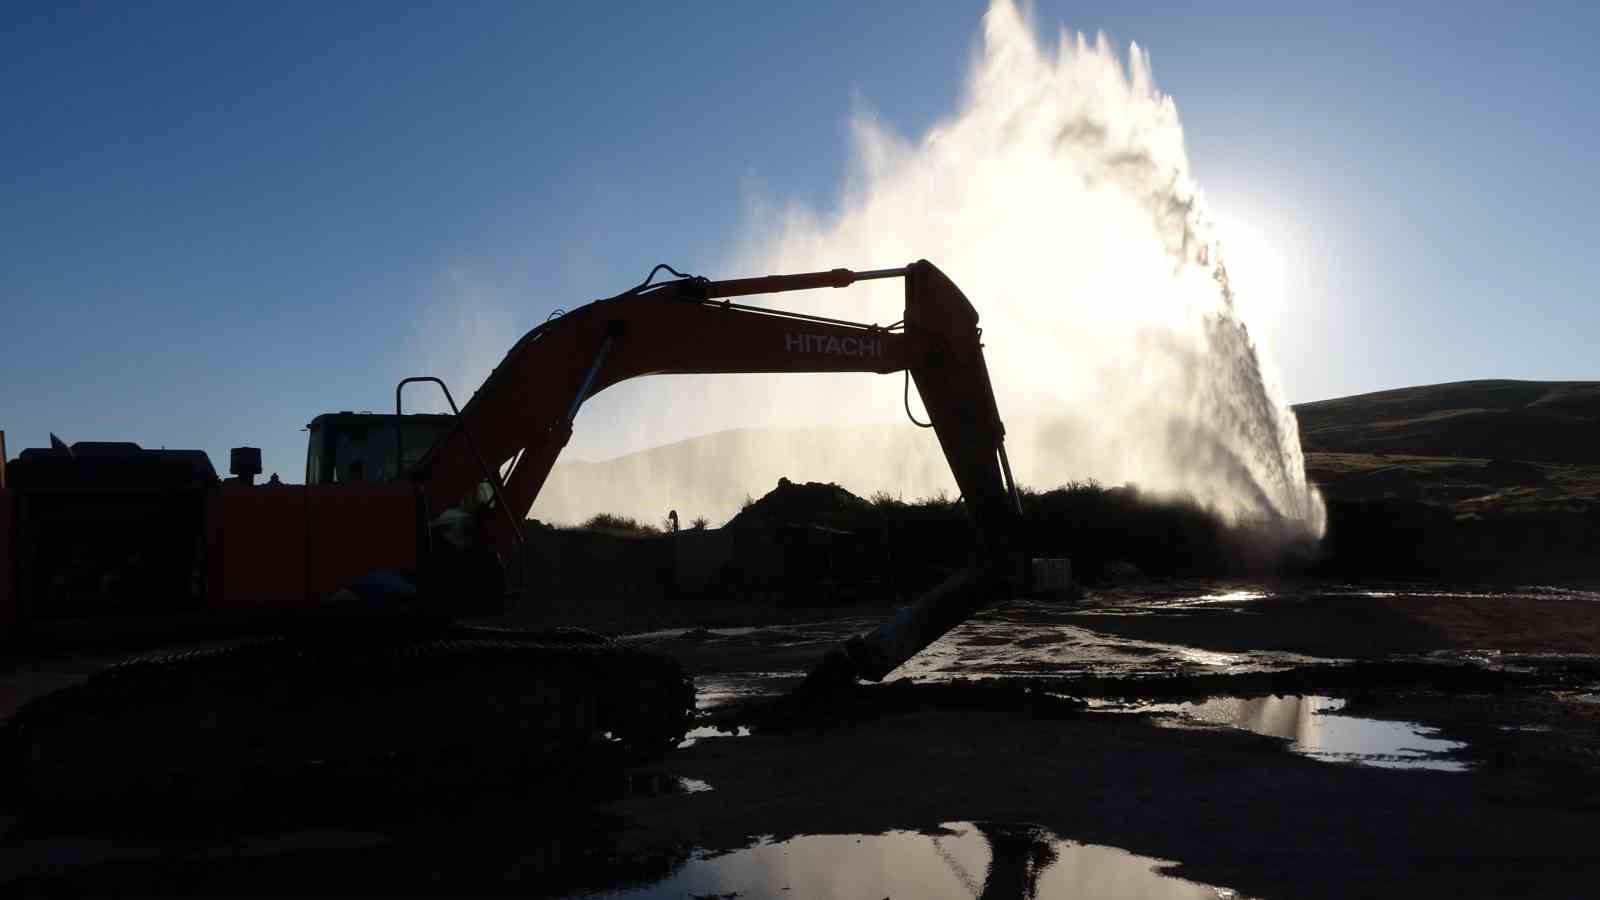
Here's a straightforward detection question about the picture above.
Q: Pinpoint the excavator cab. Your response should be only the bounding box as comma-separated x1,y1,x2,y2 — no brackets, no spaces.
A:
304,412,456,485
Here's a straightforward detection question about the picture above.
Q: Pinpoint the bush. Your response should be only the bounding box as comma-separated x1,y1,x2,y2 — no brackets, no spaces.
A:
580,512,660,535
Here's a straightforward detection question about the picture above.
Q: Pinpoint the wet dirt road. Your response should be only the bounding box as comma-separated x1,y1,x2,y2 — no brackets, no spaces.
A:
611,580,1600,898
5,580,1600,898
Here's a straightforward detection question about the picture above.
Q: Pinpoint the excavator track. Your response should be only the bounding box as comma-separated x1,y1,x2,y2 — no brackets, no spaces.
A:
2,626,693,821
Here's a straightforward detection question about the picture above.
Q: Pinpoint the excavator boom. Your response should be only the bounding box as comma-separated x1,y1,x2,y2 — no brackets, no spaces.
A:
418,260,1019,549
414,259,1026,682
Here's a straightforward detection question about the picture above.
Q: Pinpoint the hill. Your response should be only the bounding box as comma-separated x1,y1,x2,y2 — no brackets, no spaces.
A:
532,379,1600,526
530,379,1598,584
1292,379,1600,464
1293,380,1600,516
532,424,955,527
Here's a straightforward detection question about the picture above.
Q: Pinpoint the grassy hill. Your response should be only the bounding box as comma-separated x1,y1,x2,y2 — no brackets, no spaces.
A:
1293,380,1600,516
533,379,1598,586
1293,379,1600,463
534,379,1600,525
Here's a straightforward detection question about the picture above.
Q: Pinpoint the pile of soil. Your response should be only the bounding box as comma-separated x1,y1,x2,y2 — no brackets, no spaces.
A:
723,478,877,533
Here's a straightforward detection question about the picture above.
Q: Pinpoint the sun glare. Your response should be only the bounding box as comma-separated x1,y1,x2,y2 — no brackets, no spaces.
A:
1213,214,1288,345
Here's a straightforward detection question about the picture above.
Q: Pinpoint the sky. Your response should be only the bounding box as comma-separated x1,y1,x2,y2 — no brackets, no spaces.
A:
4,1,1597,482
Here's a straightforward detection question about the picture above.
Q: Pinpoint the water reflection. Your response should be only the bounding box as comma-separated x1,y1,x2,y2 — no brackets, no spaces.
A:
571,821,1249,899
678,724,751,748
622,772,716,797
969,824,1056,899
1318,585,1600,603
1108,695,1468,771
692,673,799,711
1154,590,1268,607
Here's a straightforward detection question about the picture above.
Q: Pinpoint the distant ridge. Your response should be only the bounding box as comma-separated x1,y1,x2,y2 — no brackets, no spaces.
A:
1293,379,1600,465
532,379,1599,524
533,423,952,526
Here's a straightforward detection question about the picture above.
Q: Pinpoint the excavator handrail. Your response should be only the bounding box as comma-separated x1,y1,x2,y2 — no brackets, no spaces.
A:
396,375,527,594
683,297,906,333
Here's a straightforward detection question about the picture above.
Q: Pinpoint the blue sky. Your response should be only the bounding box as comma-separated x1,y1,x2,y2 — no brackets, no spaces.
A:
4,1,1597,481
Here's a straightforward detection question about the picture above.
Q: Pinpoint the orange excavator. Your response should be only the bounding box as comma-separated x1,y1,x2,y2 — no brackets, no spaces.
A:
0,260,1027,809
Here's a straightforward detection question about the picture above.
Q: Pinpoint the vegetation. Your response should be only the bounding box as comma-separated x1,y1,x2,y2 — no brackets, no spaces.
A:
579,512,660,536
856,479,1312,584
1294,379,1599,464
538,379,1600,623
1285,380,1600,580
1305,452,1600,516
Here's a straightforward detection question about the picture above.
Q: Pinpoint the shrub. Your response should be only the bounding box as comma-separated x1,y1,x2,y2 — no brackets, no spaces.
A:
580,512,660,535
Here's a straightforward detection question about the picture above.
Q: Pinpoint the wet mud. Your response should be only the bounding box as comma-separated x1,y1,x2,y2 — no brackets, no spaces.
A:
4,581,1600,898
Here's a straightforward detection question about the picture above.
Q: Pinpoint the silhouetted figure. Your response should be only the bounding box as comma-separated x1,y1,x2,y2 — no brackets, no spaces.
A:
268,473,282,485
668,509,679,532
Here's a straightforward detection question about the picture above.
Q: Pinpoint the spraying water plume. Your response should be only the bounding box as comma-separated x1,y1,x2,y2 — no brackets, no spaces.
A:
535,0,1325,539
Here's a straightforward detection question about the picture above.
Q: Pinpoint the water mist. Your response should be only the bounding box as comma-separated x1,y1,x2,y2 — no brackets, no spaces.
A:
533,0,1326,541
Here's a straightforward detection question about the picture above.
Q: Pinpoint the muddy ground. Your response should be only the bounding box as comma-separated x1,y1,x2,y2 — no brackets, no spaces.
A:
4,581,1600,898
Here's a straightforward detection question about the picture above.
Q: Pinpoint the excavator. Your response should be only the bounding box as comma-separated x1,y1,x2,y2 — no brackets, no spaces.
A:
0,260,1029,812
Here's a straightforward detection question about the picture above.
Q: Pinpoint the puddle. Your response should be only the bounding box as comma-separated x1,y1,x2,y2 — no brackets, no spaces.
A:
679,725,751,748
693,673,800,711
1313,584,1600,604
1098,695,1468,771
1149,590,1269,608
623,772,716,797
567,821,1252,899
1172,647,1245,667
881,625,1299,685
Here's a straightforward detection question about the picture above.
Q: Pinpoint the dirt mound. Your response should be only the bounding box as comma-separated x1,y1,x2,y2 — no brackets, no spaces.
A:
724,478,876,532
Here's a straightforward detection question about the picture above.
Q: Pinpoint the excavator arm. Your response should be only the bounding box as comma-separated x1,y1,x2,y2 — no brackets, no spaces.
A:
414,259,1027,682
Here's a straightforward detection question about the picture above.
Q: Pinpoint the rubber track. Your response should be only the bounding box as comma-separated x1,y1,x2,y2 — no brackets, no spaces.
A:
2,630,693,815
